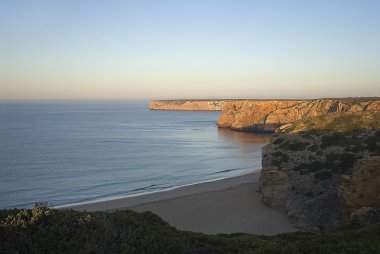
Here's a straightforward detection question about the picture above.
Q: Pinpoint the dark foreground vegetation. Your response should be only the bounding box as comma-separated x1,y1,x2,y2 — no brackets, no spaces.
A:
1,206,380,254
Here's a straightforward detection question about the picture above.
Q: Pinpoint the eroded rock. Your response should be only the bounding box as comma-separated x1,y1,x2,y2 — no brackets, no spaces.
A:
259,112,380,231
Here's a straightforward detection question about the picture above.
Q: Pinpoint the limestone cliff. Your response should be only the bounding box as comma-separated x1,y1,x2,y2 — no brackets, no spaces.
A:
218,98,380,132
149,100,226,111
259,112,380,231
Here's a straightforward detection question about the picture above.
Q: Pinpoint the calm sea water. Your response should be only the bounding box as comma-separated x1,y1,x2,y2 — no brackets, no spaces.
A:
0,102,270,209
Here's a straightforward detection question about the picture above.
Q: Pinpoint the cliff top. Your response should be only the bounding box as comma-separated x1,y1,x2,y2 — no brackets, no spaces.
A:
153,97,380,103
279,111,380,133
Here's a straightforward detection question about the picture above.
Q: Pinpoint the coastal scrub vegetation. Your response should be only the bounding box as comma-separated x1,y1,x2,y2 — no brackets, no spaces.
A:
281,111,380,134
1,206,380,254
270,111,380,177
278,140,310,151
261,110,380,232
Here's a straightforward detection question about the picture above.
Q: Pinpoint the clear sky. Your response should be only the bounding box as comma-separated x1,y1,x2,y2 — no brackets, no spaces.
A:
1,0,379,100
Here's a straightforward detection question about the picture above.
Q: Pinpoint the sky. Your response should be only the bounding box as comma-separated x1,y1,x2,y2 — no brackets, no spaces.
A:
1,0,379,101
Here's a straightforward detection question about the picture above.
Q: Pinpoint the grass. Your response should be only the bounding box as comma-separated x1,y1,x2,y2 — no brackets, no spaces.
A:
323,113,380,133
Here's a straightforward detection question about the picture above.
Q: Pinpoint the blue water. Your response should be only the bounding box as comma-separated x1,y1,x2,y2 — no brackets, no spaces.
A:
0,102,270,209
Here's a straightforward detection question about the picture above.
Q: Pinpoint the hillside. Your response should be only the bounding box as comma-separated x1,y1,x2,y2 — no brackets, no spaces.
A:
1,206,380,254
259,111,380,231
218,98,380,132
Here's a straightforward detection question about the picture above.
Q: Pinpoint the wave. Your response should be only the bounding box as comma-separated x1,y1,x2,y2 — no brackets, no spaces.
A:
209,167,249,175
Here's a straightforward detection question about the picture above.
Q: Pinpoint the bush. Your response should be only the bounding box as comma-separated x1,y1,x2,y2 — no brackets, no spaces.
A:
279,141,310,151
295,161,323,173
1,208,380,254
272,152,289,163
273,137,284,144
308,144,319,152
366,133,380,156
320,132,350,148
314,170,333,181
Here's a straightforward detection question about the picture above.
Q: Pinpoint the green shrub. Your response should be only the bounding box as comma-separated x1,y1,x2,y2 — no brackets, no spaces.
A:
272,152,289,163
1,208,380,254
273,137,284,144
314,170,333,181
321,132,350,148
305,191,314,197
279,140,310,151
366,133,380,156
295,161,323,173
308,144,318,152
325,153,360,173
293,152,359,175
300,131,313,138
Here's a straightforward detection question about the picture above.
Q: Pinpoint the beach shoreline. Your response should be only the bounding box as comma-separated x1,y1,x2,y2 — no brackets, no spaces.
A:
57,172,261,210
62,171,297,235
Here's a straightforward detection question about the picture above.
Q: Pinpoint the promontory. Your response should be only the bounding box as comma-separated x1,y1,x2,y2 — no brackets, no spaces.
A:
150,98,380,132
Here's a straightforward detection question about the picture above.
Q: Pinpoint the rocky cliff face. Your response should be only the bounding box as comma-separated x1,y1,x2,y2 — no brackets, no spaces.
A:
218,98,380,132
150,98,380,130
149,100,226,111
259,112,380,231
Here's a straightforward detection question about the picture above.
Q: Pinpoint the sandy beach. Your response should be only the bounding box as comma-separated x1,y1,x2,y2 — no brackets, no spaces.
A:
66,172,297,235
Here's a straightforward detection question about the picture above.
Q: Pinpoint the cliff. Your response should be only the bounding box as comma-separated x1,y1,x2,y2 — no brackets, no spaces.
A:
149,100,227,111
259,112,380,231
218,98,380,132
149,98,380,131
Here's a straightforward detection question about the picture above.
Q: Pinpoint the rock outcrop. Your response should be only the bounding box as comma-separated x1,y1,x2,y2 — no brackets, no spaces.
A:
150,98,380,131
149,100,227,111
218,98,380,132
149,99,380,231
259,112,380,231
340,157,380,217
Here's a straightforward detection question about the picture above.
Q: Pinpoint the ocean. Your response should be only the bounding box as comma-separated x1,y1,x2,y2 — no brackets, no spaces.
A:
0,102,270,209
